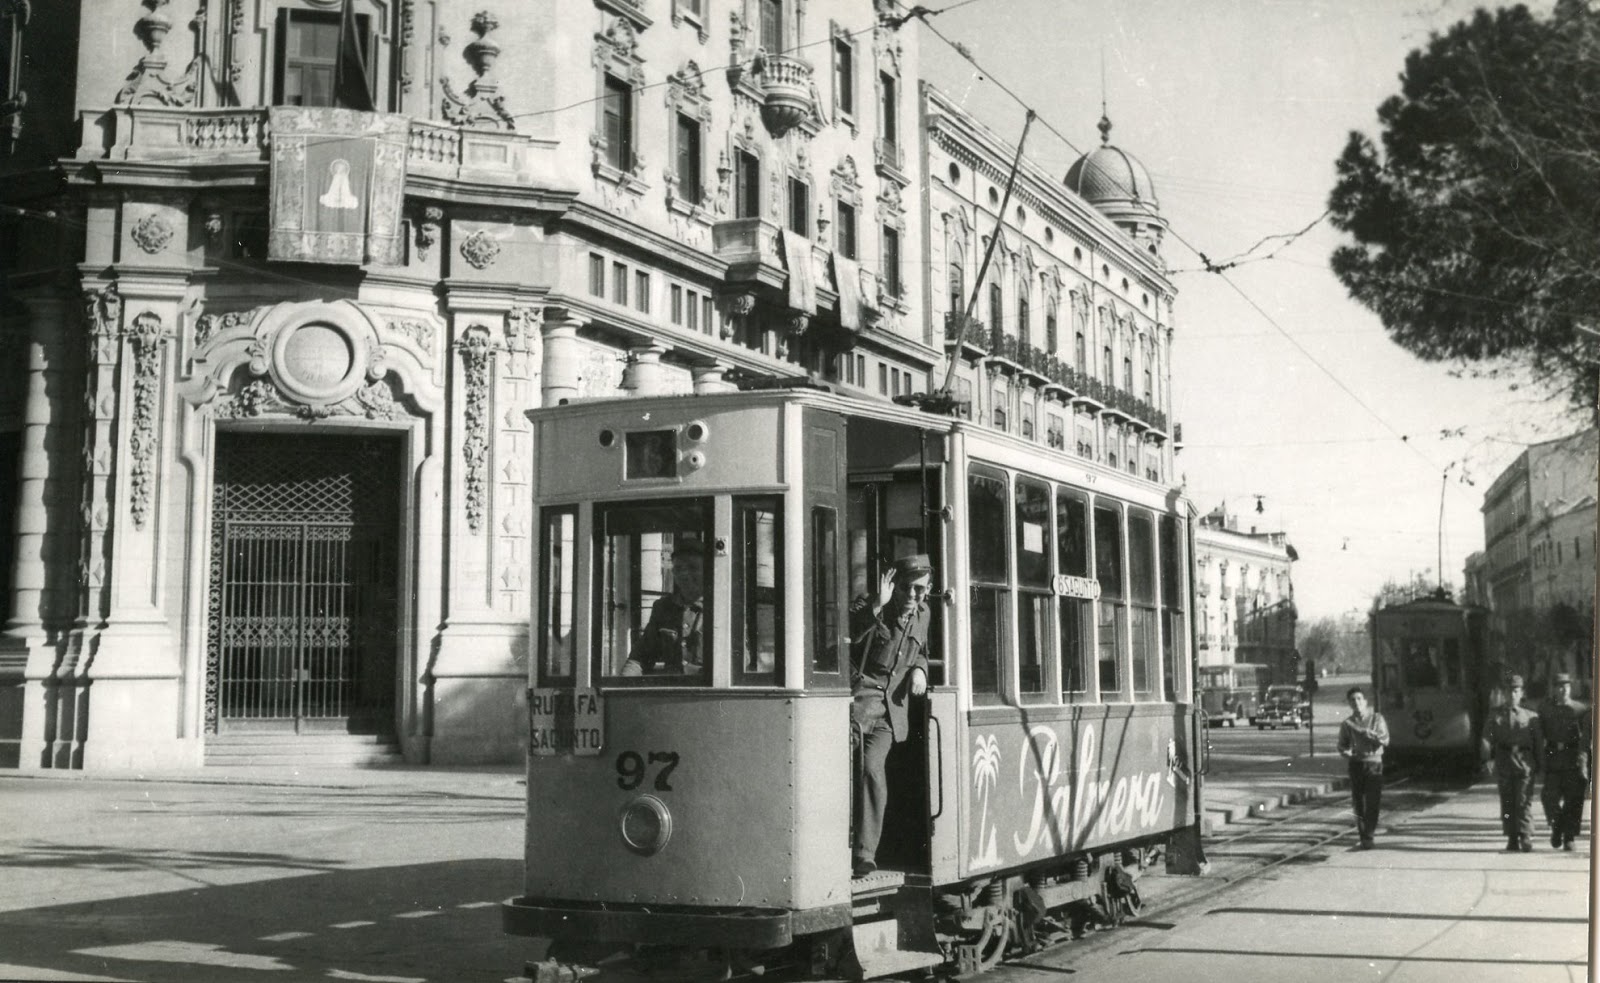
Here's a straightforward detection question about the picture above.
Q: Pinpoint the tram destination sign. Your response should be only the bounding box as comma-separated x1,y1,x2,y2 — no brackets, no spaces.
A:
529,688,604,756
1052,575,1101,599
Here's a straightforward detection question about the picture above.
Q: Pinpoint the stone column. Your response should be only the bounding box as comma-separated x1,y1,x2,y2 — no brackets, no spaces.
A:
691,364,736,395
539,307,583,406
0,295,74,770
620,344,668,396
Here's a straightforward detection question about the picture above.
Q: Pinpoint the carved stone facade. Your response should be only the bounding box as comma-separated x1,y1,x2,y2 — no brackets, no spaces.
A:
0,0,934,772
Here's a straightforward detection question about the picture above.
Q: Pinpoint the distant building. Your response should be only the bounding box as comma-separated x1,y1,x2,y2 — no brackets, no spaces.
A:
1476,428,1597,696
1194,504,1298,681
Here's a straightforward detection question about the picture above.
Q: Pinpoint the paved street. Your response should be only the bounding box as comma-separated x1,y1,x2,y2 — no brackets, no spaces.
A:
0,773,534,983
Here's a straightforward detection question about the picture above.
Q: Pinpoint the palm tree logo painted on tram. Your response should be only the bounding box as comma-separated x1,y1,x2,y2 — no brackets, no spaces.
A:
971,733,1002,869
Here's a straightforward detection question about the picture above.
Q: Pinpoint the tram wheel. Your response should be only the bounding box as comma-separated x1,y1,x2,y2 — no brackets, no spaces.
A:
951,906,1011,976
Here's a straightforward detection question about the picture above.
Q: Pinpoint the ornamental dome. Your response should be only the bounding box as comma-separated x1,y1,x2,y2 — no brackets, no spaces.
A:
1064,113,1159,210
1063,113,1166,253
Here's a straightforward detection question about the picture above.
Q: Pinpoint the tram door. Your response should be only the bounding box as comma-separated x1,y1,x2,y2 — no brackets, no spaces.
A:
206,432,401,735
845,417,945,875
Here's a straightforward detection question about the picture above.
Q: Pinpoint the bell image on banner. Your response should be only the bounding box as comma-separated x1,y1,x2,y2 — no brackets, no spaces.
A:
267,108,408,266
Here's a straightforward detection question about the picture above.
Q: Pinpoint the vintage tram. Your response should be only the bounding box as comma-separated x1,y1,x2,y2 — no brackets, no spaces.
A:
502,385,1206,978
1370,592,1493,765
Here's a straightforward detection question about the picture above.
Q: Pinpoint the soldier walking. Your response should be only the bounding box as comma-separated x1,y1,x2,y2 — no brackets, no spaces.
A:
1480,674,1544,852
1539,672,1591,851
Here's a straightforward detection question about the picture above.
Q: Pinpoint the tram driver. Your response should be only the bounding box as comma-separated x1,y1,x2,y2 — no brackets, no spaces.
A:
621,538,707,677
849,553,933,878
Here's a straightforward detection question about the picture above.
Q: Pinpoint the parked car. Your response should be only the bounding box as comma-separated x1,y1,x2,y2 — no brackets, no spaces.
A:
1253,684,1310,729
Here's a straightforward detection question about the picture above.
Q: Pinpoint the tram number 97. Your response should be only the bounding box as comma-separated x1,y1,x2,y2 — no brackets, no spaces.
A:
616,750,681,791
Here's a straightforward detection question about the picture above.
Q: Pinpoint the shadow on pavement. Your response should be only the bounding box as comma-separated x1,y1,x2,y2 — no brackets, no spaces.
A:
0,858,532,983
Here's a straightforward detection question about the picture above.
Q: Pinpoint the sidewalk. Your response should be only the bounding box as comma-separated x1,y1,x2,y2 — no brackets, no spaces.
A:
1081,780,1592,982
0,761,527,795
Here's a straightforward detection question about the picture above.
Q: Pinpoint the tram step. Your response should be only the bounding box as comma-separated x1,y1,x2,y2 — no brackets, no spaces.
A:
204,733,403,767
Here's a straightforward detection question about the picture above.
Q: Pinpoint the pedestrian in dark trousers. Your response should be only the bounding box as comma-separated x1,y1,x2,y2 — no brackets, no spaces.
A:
1539,672,1590,851
1480,674,1544,852
848,554,932,878
1338,686,1390,849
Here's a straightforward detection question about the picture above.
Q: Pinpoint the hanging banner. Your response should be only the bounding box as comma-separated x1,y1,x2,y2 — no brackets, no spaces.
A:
268,108,408,266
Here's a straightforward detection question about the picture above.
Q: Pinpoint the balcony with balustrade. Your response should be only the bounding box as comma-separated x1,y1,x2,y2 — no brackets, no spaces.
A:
756,54,817,137
70,106,571,207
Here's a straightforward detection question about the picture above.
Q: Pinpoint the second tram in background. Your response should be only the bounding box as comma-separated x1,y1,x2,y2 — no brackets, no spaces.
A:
503,384,1206,978
1370,592,1494,766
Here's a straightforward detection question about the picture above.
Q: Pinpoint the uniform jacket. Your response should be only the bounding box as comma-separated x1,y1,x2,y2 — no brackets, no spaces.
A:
849,594,930,740
628,593,705,675
1540,698,1591,776
1338,710,1390,761
1481,704,1543,776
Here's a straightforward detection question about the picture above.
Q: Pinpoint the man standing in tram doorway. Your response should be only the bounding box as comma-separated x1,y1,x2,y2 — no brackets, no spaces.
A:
1337,686,1390,849
1481,674,1544,852
849,553,933,878
1539,672,1590,851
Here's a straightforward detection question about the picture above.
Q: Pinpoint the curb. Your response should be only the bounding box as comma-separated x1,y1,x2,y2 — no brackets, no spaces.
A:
1202,776,1350,834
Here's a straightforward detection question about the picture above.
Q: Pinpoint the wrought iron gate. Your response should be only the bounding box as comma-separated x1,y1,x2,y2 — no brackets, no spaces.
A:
205,433,400,733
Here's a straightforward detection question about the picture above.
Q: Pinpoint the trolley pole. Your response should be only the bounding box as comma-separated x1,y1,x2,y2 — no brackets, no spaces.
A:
1305,658,1318,757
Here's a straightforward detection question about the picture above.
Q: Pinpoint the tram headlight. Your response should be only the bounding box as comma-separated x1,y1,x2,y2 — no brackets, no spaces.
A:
619,794,672,855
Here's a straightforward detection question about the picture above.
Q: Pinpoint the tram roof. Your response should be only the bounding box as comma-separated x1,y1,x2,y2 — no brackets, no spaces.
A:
527,384,1195,514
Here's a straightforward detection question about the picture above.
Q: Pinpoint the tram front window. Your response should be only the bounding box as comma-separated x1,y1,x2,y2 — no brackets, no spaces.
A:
596,499,714,684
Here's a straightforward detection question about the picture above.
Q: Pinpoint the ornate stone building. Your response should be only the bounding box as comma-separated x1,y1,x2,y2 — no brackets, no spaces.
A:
1476,427,1597,696
0,0,929,769
921,84,1178,483
1193,504,1297,679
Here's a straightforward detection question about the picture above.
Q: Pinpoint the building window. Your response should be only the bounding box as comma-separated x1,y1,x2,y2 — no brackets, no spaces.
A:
703,297,714,335
1018,293,1031,348
635,271,651,313
275,9,376,108
670,285,684,324
1123,356,1133,392
1143,368,1153,403
834,37,854,117
788,178,810,236
686,290,699,332
602,74,634,172
878,363,888,395
1046,312,1058,353
836,202,857,259
760,0,784,52
589,254,606,296
949,259,965,316
675,114,703,204
881,226,901,297
992,389,1007,431
1075,331,1086,372
989,282,1002,332
878,71,898,153
612,261,628,306
735,151,761,219
1102,345,1113,382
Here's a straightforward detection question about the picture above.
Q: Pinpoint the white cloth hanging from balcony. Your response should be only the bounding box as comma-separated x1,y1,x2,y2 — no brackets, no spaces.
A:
832,254,862,332
780,229,816,315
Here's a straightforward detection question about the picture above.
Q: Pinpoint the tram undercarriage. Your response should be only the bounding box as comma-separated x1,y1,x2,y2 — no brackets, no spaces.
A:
519,837,1182,982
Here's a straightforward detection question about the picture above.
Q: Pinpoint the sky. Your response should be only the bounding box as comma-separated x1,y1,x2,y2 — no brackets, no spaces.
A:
913,0,1580,621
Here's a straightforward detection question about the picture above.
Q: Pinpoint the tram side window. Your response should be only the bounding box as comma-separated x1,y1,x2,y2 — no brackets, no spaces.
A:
1128,510,1158,699
968,466,1009,705
733,496,783,685
812,506,842,675
538,506,577,683
1056,490,1091,699
1159,514,1186,702
595,499,714,685
1015,477,1052,700
1094,503,1124,697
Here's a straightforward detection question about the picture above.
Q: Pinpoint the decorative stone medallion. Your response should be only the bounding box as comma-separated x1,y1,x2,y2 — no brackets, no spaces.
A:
459,229,501,270
131,213,176,254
